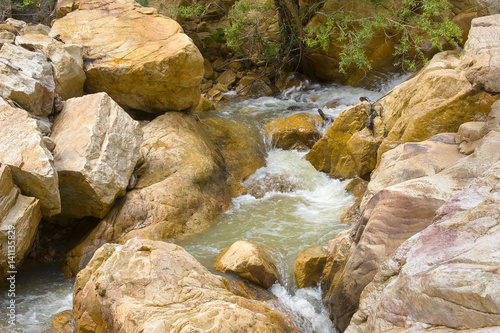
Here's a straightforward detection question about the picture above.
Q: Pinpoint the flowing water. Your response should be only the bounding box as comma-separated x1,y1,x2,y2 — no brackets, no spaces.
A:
0,76,409,332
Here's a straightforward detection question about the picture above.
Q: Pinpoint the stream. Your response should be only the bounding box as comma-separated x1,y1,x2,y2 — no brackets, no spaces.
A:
0,76,408,332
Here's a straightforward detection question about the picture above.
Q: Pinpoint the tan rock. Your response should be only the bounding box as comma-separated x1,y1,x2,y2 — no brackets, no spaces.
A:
50,93,142,218
236,74,274,97
64,112,231,275
455,121,486,154
4,19,26,31
203,58,214,79
74,238,300,332
0,24,17,34
50,0,204,113
202,117,266,197
0,43,55,116
51,310,74,333
322,130,500,331
20,24,50,36
0,31,15,46
0,165,42,283
462,14,500,59
306,102,370,179
16,34,86,101
217,69,237,87
215,240,281,289
361,133,465,210
263,113,324,151
346,128,382,180
347,159,500,332
294,245,328,289
0,98,60,217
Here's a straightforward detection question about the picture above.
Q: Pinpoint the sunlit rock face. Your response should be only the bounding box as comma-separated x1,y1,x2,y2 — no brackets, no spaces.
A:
73,238,301,332
50,0,204,114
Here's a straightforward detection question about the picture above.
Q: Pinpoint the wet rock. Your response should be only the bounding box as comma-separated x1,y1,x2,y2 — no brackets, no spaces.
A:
275,72,307,92
215,240,281,289
245,174,297,199
0,43,55,116
50,0,204,113
51,310,74,333
322,129,500,331
202,117,266,197
294,245,328,289
263,113,324,151
16,33,86,101
0,98,60,217
0,165,42,284
360,133,465,210
306,102,370,179
50,92,142,218
236,74,274,97
74,238,300,332
347,159,500,332
64,112,231,275
346,127,383,180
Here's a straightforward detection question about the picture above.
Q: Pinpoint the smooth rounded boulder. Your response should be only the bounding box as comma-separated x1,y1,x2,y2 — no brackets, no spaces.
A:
50,0,204,113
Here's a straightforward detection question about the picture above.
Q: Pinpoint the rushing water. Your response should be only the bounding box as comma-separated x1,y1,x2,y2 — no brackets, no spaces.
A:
0,76,409,332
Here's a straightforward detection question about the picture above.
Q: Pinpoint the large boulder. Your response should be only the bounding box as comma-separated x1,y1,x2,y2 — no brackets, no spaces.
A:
360,133,465,210
15,33,86,101
50,0,204,113
202,117,266,197
0,43,55,116
64,112,231,275
308,15,500,181
263,113,324,151
50,93,143,218
215,241,281,289
0,98,60,217
73,238,301,332
0,165,41,283
322,126,500,331
294,245,328,289
347,159,500,332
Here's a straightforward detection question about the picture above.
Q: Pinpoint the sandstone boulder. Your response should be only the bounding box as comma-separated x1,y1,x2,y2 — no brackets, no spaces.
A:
0,165,42,283
294,245,328,289
0,98,60,217
455,121,485,154
50,93,143,218
347,159,500,332
64,112,231,275
202,117,266,197
74,238,300,332
360,133,464,210
306,102,370,179
51,310,74,333
50,0,204,113
16,34,86,101
263,113,324,151
0,31,14,46
0,43,55,116
215,240,281,289
322,129,500,331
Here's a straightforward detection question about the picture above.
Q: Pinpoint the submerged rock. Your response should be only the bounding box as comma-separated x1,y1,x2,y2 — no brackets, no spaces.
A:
294,245,328,289
74,238,300,332
64,112,231,275
347,159,500,332
215,240,281,289
0,165,41,283
263,113,324,151
50,0,204,113
50,93,142,218
0,98,60,217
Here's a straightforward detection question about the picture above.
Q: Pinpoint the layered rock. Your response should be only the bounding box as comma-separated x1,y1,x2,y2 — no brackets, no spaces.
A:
263,113,324,151
347,159,500,332
0,165,41,283
50,93,142,218
322,121,500,330
0,98,60,217
64,112,231,275
215,240,280,289
0,43,55,116
202,117,266,197
16,33,86,101
74,238,300,332
50,0,204,113
294,245,328,289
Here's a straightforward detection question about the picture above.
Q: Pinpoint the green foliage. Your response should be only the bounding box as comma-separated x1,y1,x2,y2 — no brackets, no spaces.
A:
12,0,38,10
303,0,462,73
136,0,149,7
169,4,209,19
204,28,226,45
